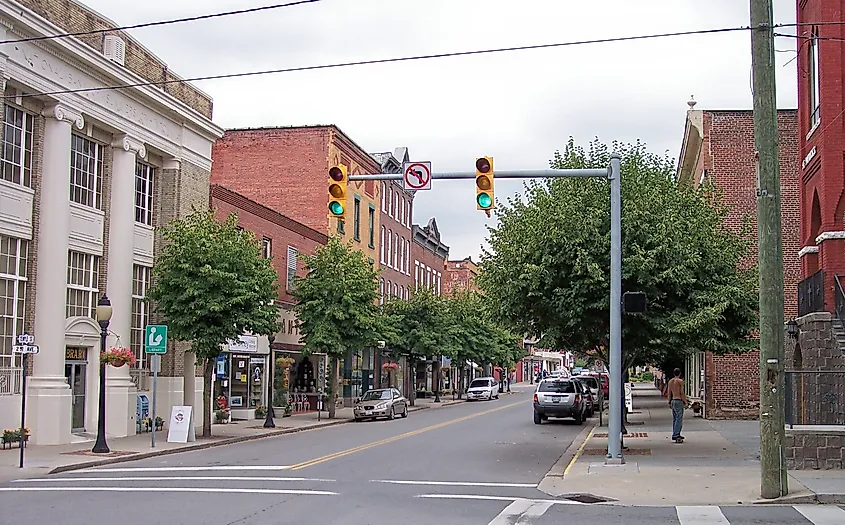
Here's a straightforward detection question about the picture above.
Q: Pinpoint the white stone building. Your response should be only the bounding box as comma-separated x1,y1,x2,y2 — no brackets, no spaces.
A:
0,0,223,445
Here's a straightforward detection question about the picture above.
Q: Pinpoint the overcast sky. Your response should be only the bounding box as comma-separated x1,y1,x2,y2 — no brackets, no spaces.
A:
84,0,799,261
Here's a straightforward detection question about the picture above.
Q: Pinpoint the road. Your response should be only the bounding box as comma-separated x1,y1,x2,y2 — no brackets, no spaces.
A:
0,390,843,525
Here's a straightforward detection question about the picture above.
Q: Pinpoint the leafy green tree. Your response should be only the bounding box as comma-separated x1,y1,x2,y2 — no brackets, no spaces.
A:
292,237,386,418
148,210,281,437
479,138,757,371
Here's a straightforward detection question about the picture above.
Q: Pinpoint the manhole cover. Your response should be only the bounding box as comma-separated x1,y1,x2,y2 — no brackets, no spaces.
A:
562,493,616,504
582,448,652,455
593,432,648,438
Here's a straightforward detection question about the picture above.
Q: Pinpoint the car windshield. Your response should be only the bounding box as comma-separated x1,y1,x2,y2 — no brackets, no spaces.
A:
361,390,391,401
469,380,490,388
581,377,599,389
539,381,576,393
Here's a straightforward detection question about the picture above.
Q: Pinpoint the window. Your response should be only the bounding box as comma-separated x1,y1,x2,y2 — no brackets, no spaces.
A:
405,239,410,274
387,229,392,268
0,235,28,395
393,233,399,268
353,196,361,241
415,261,419,289
66,251,100,318
70,134,104,209
262,238,272,259
809,26,821,129
387,280,392,299
368,205,375,248
1,105,34,188
437,272,442,296
400,198,404,227
130,265,151,374
337,217,344,234
379,278,385,305
380,226,385,263
389,187,394,217
381,182,386,209
286,246,298,291
135,162,155,226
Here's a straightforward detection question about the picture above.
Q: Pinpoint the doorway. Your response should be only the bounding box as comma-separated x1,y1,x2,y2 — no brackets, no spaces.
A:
65,347,88,432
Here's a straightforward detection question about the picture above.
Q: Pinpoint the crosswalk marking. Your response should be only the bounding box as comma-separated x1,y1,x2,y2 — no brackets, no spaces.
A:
515,501,554,524
676,506,730,524
794,505,845,525
489,499,535,525
0,487,337,495
13,476,335,483
372,479,538,488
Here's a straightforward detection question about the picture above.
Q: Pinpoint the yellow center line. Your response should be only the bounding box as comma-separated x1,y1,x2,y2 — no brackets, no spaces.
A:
289,399,530,470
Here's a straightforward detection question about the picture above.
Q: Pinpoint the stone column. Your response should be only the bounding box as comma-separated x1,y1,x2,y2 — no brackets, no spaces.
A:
29,104,84,445
104,135,145,438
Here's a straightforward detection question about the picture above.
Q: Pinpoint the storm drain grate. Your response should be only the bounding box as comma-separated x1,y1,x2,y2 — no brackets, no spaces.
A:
593,432,648,438
582,447,652,456
560,493,616,504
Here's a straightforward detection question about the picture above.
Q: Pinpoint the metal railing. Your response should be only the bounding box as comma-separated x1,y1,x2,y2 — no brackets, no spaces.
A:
0,367,22,395
785,370,845,427
798,269,825,317
835,275,845,333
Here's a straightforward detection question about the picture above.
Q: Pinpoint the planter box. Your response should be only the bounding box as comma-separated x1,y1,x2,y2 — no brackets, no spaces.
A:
1,436,28,449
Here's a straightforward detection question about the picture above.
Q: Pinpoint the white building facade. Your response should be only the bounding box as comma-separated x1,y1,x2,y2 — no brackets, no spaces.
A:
0,0,222,445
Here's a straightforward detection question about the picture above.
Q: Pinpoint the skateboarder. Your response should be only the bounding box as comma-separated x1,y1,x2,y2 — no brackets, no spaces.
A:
667,368,687,443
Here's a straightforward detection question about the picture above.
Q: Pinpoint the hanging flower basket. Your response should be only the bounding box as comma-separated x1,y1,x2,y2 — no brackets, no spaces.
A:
441,365,451,372
101,347,136,368
276,357,296,369
381,362,400,371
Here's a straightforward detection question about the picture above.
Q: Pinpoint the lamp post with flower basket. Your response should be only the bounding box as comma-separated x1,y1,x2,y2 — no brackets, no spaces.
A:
93,296,114,453
381,361,399,388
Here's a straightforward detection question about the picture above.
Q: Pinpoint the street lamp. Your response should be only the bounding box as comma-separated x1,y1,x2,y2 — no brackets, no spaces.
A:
264,334,276,428
786,319,799,340
92,295,112,454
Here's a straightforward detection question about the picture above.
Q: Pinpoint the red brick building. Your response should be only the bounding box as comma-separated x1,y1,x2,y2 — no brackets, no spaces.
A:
676,104,799,419
372,148,414,303
444,256,480,295
796,0,845,313
413,218,448,296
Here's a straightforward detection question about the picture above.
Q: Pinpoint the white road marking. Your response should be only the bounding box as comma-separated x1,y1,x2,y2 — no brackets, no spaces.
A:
416,494,581,505
85,466,291,472
372,479,538,488
794,505,845,525
516,501,554,524
14,476,334,483
0,487,336,495
489,499,534,525
676,506,730,524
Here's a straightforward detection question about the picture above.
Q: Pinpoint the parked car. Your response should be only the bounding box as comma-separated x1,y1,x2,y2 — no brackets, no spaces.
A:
578,374,602,405
467,377,499,401
533,378,587,424
353,388,408,421
571,377,595,417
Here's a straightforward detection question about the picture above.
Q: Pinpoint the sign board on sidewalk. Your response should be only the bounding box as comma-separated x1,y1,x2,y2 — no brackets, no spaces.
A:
402,161,432,191
624,382,633,412
145,325,168,354
166,405,195,443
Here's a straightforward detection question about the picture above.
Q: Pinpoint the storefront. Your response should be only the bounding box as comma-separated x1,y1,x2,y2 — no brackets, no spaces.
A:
213,335,270,420
272,306,325,413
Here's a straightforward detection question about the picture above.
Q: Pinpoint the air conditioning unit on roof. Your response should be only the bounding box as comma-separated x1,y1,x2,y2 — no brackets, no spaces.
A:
103,35,126,66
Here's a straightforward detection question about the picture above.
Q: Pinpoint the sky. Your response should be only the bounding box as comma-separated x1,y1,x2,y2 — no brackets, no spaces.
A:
84,0,800,261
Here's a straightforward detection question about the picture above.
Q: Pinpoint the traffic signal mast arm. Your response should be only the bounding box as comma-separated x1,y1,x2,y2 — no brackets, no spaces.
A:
347,168,609,181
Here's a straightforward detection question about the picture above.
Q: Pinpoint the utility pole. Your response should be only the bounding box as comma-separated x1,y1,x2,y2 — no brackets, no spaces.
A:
750,0,788,499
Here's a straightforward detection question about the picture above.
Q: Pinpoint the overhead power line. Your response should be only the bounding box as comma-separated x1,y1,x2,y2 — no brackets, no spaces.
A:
5,25,756,100
0,0,322,45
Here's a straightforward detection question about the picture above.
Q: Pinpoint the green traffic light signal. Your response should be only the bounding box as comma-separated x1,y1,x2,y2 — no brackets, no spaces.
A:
477,193,492,209
329,201,344,215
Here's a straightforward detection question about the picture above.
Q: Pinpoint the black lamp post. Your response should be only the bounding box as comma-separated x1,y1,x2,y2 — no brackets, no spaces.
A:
264,334,276,428
92,295,112,454
786,319,799,340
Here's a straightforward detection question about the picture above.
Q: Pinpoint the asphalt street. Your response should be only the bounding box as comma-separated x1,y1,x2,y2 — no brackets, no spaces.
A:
0,390,843,525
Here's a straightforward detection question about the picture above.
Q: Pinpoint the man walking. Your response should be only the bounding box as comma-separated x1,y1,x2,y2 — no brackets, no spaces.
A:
667,368,687,443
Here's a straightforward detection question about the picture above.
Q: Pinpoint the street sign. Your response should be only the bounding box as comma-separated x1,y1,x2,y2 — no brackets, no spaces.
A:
12,345,38,354
403,161,432,191
145,325,168,354
16,333,34,345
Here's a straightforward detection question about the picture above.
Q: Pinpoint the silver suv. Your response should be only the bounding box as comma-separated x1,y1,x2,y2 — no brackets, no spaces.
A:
533,378,587,424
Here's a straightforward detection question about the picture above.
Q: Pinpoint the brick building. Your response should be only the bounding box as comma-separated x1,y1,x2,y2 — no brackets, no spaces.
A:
0,0,222,444
210,126,382,266
676,104,799,419
210,185,327,419
371,148,414,303
444,256,480,295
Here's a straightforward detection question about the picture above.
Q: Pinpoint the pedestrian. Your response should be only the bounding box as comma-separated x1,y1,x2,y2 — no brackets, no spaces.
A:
667,368,687,443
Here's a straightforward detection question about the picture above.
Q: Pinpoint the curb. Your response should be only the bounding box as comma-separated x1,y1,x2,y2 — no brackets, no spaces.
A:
752,491,845,505
544,420,598,480
47,407,439,475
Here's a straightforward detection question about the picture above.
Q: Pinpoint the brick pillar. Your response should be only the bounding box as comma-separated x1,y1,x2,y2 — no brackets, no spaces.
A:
817,232,845,313
800,247,820,277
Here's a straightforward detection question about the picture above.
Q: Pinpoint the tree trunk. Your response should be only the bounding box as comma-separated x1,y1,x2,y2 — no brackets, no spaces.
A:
457,367,463,400
328,355,339,419
202,358,215,438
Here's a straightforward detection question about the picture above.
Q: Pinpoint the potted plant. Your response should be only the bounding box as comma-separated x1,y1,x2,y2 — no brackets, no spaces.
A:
155,416,165,431
214,396,230,424
1,427,30,449
100,347,136,368
254,405,267,418
276,357,295,369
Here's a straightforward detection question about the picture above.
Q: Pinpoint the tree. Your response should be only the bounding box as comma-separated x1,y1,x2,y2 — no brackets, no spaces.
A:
292,236,385,418
148,210,280,438
479,138,758,371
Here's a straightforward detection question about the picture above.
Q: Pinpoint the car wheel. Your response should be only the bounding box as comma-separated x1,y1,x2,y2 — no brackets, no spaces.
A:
353,417,361,422
388,407,395,420
401,405,408,418
533,411,542,425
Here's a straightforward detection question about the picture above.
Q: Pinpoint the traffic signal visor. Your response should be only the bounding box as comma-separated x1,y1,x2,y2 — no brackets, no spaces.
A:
475,156,494,210
328,164,348,217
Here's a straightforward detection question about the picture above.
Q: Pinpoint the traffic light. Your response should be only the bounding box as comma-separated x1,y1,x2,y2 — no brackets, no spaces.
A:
328,164,348,218
475,156,494,211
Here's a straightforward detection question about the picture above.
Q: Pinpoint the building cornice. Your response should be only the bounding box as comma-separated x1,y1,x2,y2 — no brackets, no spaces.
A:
815,231,845,244
798,245,820,258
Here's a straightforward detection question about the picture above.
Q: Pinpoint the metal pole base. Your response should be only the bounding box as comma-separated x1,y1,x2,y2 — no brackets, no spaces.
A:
604,456,626,466
263,406,276,428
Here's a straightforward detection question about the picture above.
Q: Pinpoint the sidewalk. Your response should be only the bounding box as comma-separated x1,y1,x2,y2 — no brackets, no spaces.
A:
538,383,845,506
0,394,467,483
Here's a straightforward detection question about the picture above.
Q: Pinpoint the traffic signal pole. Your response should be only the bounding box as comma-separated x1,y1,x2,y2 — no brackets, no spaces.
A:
348,156,626,464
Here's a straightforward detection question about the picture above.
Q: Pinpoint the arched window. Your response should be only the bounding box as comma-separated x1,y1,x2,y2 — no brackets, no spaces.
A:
380,226,385,263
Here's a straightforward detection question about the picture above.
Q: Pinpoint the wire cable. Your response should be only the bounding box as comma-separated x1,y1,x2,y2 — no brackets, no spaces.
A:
0,0,322,45
4,25,754,100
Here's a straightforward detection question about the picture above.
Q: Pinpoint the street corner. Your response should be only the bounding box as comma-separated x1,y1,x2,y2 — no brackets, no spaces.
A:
537,420,599,497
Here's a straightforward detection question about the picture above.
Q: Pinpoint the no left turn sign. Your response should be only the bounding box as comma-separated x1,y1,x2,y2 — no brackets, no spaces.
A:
403,161,432,191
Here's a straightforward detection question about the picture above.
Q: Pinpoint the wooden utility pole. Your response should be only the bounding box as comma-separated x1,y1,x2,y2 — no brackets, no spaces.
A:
750,0,788,499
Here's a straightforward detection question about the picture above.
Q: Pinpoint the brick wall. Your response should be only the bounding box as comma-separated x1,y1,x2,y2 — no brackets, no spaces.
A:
444,257,480,295
16,0,213,118
210,185,328,305
787,430,845,470
379,180,413,300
